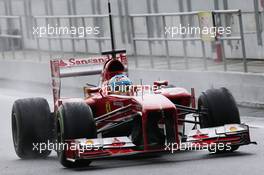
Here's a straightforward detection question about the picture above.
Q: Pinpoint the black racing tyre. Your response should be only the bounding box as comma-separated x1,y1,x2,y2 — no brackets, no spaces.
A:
198,87,240,128
11,98,53,159
198,87,240,153
56,102,97,168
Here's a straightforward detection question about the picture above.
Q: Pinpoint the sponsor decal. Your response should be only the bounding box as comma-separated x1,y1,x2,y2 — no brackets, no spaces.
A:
105,101,112,113
58,53,127,68
86,140,94,145
192,130,209,139
229,126,238,132
111,138,126,147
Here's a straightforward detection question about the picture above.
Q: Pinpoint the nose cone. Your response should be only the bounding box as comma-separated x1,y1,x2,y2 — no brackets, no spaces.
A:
133,94,176,111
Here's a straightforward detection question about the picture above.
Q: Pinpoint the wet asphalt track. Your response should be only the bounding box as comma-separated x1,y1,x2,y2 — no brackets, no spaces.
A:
0,82,264,175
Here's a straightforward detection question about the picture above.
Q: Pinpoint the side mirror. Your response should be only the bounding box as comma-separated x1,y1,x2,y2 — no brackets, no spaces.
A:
154,80,168,87
84,87,101,98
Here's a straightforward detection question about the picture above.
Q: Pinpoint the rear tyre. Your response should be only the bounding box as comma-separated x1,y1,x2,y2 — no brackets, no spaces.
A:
198,87,240,153
56,102,97,168
11,98,53,159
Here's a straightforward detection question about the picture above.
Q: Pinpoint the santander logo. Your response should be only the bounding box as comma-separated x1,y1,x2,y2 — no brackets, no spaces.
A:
59,60,68,67
58,53,127,68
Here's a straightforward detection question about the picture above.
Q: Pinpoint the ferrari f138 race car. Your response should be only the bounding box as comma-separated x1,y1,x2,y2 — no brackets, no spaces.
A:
11,50,255,168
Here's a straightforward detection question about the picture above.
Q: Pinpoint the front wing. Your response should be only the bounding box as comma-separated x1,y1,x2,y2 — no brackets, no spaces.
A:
185,124,254,149
63,124,254,162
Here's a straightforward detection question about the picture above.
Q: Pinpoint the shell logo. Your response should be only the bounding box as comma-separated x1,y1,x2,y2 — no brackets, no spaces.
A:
229,126,238,132
86,140,94,145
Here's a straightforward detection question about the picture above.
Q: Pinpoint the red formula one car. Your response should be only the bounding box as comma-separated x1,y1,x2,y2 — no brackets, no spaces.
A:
11,50,255,168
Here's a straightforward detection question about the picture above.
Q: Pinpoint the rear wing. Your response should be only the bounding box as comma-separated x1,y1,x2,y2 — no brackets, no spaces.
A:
50,52,128,107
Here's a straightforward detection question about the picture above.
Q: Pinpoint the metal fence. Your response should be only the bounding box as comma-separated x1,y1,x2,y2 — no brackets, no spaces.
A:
0,16,25,60
129,9,248,72
0,9,263,73
33,14,111,60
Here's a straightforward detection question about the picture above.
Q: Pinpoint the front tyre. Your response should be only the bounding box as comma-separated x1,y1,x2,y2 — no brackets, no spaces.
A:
56,102,97,168
198,87,241,153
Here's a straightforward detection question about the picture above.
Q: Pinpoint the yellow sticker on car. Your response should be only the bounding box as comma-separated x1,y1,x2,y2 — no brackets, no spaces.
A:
106,102,111,113
86,140,94,145
229,126,238,132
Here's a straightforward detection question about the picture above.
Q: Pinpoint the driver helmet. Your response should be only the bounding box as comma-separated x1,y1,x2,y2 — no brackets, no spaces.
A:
108,74,132,95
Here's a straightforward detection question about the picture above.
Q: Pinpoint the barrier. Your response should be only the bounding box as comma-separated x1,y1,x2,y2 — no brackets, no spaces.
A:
0,16,25,60
33,14,110,61
129,10,248,72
